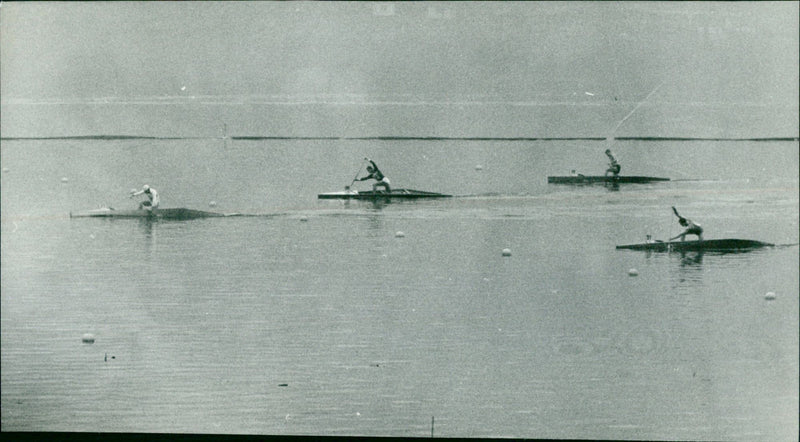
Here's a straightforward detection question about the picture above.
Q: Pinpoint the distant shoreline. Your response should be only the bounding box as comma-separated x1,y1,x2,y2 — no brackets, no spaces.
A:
2,136,798,142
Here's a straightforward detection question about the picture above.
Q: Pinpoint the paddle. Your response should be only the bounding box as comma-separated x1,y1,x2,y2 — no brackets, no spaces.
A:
669,206,690,242
347,158,366,190
100,192,132,210
102,191,138,210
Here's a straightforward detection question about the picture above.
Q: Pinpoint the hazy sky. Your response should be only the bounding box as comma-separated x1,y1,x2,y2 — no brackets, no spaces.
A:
1,1,797,137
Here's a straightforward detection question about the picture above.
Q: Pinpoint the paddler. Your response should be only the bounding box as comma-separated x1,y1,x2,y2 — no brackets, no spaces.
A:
605,149,621,177
358,158,391,193
130,184,159,212
669,206,703,241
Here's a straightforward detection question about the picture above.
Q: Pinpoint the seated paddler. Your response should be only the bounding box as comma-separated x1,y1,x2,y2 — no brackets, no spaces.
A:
130,184,159,211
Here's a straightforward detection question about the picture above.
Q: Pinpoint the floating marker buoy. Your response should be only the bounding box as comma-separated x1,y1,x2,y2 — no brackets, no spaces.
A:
208,201,217,207
395,231,405,238
2,167,9,173
299,216,308,222
475,165,483,171
628,269,639,276
81,333,95,344
765,292,776,301
502,248,511,256
61,177,69,183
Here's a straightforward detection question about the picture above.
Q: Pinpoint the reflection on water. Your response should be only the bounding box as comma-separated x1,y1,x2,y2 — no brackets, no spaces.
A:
679,251,704,266
675,251,704,285
137,217,155,237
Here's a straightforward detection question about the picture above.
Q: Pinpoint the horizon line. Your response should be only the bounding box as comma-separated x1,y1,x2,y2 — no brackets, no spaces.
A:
1,135,797,142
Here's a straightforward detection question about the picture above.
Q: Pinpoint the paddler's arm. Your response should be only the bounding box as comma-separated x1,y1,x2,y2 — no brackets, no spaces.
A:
668,231,685,241
364,158,379,171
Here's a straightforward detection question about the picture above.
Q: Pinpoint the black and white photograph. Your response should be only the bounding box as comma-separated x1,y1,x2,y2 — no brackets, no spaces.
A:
1,1,798,440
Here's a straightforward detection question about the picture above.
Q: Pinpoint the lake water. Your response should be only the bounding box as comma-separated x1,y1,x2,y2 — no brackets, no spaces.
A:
1,138,798,439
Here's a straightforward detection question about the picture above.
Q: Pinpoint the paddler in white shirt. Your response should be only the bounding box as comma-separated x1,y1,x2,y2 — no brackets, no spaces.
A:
358,158,391,193
130,184,159,212
669,206,703,241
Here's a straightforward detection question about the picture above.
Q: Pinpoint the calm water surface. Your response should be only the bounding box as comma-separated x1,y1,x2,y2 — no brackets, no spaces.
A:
2,139,798,439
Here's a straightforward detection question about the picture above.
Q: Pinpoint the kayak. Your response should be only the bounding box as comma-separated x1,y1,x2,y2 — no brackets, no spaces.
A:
318,188,452,199
70,207,241,220
548,175,670,184
616,238,774,252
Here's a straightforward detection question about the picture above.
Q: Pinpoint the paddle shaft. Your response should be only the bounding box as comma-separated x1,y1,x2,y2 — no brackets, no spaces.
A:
348,159,366,188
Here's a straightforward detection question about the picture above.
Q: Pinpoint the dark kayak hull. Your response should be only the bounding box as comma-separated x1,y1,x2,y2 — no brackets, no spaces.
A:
548,175,670,184
70,207,240,220
318,188,452,199
616,238,773,252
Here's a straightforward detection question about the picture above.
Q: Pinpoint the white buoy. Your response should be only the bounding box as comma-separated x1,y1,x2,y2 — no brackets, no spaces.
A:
61,177,69,183
2,167,9,173
765,292,776,301
208,201,217,207
475,165,483,171
628,268,639,276
395,231,405,238
299,216,308,222
502,248,511,256
81,333,95,344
